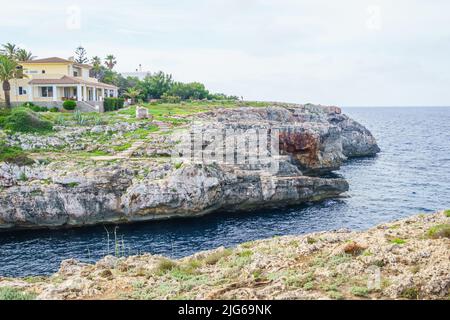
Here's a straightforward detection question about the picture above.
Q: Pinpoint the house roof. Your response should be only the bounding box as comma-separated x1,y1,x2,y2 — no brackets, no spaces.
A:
22,57,93,69
23,57,71,64
28,76,117,89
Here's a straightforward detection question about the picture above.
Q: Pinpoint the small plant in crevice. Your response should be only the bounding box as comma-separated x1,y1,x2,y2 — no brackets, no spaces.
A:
18,171,28,182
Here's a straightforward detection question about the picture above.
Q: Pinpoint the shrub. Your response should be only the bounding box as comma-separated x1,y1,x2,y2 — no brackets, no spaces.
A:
204,249,232,265
1,108,53,133
63,100,77,111
19,102,50,113
427,224,450,239
155,258,177,274
161,93,181,103
117,98,125,109
22,102,36,108
29,105,42,112
444,209,450,217
104,98,125,111
0,142,34,166
0,287,35,300
400,287,420,300
104,98,116,111
0,108,11,126
343,241,366,256
351,286,369,298
49,107,59,113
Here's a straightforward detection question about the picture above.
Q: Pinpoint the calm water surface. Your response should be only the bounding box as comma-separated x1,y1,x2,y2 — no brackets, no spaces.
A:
1,107,450,277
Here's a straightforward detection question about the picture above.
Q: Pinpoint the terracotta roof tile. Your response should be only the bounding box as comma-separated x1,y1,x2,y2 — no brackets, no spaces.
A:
22,57,93,69
22,57,72,64
28,76,117,89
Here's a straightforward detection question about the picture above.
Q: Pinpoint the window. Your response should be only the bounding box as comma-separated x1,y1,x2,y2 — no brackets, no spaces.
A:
18,87,27,95
42,70,46,74
73,71,79,77
40,86,53,97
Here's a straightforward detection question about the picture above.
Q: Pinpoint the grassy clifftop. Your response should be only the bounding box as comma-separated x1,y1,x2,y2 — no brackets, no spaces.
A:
1,210,449,300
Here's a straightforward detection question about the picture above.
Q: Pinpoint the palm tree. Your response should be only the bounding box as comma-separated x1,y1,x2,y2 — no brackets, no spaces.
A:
0,55,20,108
15,48,35,62
91,56,101,67
0,43,18,59
90,56,102,79
104,55,117,70
124,88,141,105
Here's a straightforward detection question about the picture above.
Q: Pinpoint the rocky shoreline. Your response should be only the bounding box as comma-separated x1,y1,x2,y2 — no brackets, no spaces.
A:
0,103,379,230
1,211,448,300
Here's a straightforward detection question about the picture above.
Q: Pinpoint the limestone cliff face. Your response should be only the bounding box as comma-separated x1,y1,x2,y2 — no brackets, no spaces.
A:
0,104,379,230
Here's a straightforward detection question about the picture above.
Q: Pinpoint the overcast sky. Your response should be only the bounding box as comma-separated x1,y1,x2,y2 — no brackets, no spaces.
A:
1,0,449,106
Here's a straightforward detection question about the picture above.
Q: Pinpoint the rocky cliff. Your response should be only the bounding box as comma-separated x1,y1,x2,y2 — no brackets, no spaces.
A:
0,104,379,230
1,211,448,300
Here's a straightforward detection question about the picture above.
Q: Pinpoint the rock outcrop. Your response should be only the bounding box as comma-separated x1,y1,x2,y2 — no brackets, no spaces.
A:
0,104,379,230
1,211,448,300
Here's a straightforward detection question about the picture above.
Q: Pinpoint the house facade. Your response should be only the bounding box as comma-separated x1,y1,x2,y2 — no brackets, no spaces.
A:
0,57,118,109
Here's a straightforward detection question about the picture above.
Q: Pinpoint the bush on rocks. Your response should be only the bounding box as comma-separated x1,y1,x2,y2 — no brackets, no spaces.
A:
427,224,450,239
0,141,34,165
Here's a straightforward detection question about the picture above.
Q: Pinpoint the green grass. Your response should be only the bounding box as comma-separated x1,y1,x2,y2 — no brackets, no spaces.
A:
204,249,232,265
1,108,53,134
155,258,178,274
427,224,450,239
0,142,34,165
444,210,450,217
174,162,183,169
400,287,420,300
390,238,406,245
66,182,79,188
306,237,317,244
123,126,160,139
0,287,36,300
89,150,110,156
350,286,370,298
117,100,271,119
74,150,110,157
113,143,132,152
237,249,253,258
328,291,344,300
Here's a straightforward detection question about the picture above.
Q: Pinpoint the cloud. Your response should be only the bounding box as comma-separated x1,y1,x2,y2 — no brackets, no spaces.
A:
1,0,449,105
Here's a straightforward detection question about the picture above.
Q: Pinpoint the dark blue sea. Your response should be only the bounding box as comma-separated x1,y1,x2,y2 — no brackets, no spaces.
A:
1,107,450,277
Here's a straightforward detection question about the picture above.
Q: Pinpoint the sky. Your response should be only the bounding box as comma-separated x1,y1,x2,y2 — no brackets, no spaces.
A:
1,0,450,106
